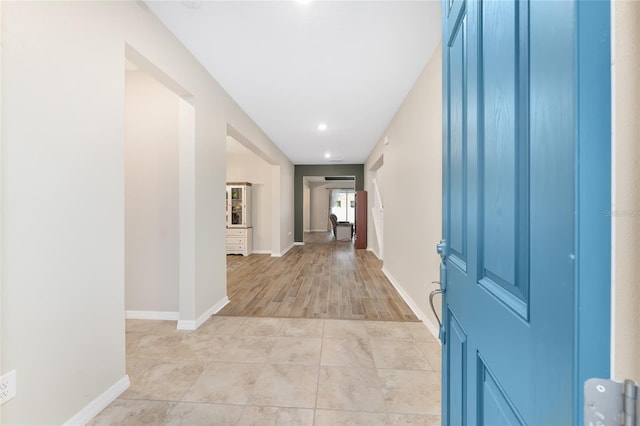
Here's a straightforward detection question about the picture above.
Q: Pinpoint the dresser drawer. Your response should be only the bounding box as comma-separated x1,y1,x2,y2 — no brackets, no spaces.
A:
226,243,246,251
226,237,245,245
226,228,247,236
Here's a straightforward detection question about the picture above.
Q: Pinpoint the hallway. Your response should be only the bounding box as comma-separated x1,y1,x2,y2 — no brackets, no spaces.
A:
91,233,441,424
92,316,441,425
220,232,418,321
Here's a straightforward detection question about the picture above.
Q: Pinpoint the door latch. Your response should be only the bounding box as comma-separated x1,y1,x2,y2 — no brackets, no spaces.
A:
436,239,447,259
585,378,639,426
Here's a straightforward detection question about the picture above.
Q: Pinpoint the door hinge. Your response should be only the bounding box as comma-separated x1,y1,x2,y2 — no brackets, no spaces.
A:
585,378,640,426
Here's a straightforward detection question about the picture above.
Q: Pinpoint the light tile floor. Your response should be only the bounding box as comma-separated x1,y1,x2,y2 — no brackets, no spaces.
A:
91,316,442,426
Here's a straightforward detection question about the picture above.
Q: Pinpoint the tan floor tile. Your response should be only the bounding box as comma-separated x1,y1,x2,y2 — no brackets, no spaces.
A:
181,362,263,405
125,319,162,334
125,319,191,335
280,318,324,337
321,338,375,368
161,334,230,361
415,341,442,371
317,366,386,412
89,399,175,425
364,321,414,340
370,339,432,370
236,317,284,336
238,406,314,426
315,409,390,425
388,413,441,426
323,320,368,340
148,320,186,335
165,402,244,426
378,369,441,415
122,359,205,401
403,322,438,342
268,337,322,365
197,316,246,335
215,336,276,363
126,357,156,377
126,333,184,358
248,364,319,408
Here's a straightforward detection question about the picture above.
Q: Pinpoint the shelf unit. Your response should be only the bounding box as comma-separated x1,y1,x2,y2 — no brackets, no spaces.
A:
226,182,252,256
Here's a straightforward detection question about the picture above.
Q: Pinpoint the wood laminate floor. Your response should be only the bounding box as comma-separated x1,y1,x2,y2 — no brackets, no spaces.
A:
218,232,419,322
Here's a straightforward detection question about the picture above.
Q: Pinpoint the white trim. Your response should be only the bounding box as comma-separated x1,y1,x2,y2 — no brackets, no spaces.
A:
310,229,329,232
271,242,295,257
367,246,382,260
125,310,179,320
64,375,130,426
177,296,229,330
294,242,304,245
251,249,272,255
382,267,440,342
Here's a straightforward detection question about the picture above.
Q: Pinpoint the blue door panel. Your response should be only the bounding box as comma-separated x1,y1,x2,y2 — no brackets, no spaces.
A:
477,356,524,426
447,10,467,270
440,0,611,424
480,0,517,290
477,0,530,320
445,312,467,426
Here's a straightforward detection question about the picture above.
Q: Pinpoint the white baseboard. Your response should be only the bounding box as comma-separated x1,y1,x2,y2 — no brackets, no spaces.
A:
304,228,310,233
271,242,295,257
177,296,230,330
381,267,440,342
125,310,179,321
294,242,304,245
367,247,382,260
64,375,130,426
311,229,329,232
252,249,272,254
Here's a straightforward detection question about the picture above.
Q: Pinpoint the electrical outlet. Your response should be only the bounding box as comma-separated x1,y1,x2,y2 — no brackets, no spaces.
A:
0,370,16,404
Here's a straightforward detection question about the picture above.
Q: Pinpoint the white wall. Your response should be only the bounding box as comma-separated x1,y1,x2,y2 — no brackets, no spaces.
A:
612,0,640,383
227,137,273,253
310,184,330,231
367,161,384,259
278,165,296,254
365,43,443,336
303,184,311,232
227,127,294,257
125,70,179,313
308,182,355,232
0,1,293,424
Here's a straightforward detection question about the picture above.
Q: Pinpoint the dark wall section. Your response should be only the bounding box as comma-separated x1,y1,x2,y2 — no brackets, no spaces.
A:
294,164,365,242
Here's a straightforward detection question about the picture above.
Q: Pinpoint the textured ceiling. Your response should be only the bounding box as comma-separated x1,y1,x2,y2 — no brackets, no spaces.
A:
146,1,442,164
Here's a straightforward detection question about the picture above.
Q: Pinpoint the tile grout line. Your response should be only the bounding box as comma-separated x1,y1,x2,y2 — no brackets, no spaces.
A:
312,319,326,426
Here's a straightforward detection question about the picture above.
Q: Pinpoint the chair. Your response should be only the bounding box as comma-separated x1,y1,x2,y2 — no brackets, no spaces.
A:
329,214,338,239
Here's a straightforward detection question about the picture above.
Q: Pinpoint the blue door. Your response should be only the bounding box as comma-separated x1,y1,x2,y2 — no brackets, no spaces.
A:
440,0,611,424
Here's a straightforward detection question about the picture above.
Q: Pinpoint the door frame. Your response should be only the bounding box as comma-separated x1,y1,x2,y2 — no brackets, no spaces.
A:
574,0,611,422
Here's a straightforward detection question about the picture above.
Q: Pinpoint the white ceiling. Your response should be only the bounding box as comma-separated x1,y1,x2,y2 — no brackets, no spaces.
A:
145,1,442,165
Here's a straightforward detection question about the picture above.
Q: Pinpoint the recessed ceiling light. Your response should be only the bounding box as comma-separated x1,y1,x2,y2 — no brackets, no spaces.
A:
318,123,328,131
324,153,331,158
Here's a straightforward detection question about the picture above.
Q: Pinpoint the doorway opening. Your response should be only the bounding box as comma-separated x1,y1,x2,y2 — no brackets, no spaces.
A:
302,176,355,243
123,47,195,327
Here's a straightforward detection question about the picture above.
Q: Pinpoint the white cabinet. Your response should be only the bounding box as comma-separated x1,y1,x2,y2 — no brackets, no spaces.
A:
226,182,252,256
226,227,253,256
